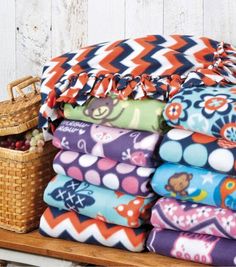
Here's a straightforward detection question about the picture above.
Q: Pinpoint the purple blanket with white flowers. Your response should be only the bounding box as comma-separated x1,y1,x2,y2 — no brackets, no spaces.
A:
151,197,236,239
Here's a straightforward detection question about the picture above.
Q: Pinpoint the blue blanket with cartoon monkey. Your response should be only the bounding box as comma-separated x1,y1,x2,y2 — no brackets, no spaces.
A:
151,163,236,210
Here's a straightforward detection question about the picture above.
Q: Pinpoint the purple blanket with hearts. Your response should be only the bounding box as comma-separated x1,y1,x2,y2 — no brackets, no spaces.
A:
53,120,162,167
53,150,155,197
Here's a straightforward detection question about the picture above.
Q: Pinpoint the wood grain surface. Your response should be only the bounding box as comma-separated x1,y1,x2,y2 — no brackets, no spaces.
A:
0,229,204,267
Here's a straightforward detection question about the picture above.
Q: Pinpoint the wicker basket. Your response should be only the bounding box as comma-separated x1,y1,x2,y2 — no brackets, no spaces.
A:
0,76,41,136
0,143,57,233
0,76,57,233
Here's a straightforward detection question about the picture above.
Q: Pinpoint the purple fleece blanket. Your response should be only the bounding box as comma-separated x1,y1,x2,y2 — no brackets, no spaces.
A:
53,150,155,197
147,228,236,266
53,120,162,167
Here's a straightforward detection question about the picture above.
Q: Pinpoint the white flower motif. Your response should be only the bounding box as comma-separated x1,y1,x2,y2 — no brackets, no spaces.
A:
186,214,198,226
173,215,185,227
164,203,177,216
199,95,233,115
222,215,236,232
215,208,226,215
196,207,212,218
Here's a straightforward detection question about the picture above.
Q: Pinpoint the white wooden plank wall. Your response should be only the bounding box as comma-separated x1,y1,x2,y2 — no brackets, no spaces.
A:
163,0,203,35
0,0,236,100
125,0,163,38
204,0,236,44
88,0,125,44
16,0,51,78
51,0,87,57
0,0,15,100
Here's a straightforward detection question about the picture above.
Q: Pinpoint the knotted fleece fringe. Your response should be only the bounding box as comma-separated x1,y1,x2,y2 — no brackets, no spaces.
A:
39,35,236,136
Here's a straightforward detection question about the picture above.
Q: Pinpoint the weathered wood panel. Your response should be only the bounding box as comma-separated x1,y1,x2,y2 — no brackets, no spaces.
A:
125,0,164,38
204,0,236,44
0,0,15,100
15,0,51,78
52,0,88,57
1,0,236,102
87,0,125,44
164,0,203,35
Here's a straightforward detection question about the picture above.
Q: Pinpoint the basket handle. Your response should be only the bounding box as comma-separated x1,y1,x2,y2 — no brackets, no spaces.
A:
7,76,41,101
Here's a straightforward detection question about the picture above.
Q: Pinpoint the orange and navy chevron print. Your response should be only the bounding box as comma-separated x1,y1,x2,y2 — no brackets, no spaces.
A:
39,35,236,135
39,206,149,252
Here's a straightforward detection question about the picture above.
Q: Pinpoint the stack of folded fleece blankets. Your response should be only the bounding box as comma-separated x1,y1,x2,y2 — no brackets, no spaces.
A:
39,99,166,251
147,85,236,265
38,34,236,262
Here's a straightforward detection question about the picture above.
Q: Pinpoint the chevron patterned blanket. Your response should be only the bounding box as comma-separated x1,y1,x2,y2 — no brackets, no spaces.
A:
39,35,236,135
40,206,149,252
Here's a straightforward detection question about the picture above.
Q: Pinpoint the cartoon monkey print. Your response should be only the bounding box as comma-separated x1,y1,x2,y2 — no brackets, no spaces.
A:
83,97,126,125
165,172,193,196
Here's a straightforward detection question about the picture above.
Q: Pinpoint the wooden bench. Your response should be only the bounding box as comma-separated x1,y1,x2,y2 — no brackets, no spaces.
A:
0,228,202,266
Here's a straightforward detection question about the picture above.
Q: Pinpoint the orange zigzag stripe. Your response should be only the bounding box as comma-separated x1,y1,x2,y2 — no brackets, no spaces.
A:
162,50,184,76
43,208,146,247
169,35,188,51
194,37,217,66
45,56,69,89
99,40,124,74
71,45,98,74
131,35,157,76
